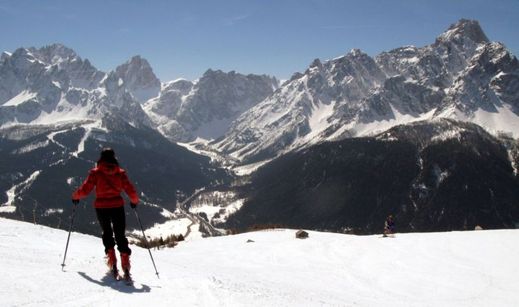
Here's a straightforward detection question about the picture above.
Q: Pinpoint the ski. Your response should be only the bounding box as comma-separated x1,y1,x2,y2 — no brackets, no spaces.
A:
122,269,133,286
110,265,122,281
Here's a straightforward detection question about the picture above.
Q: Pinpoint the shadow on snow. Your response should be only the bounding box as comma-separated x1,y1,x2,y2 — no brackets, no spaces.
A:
78,271,151,293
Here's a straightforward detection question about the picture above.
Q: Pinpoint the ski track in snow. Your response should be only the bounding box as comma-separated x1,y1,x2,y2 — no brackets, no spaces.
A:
47,131,68,150
0,170,41,212
72,121,102,158
1,217,519,306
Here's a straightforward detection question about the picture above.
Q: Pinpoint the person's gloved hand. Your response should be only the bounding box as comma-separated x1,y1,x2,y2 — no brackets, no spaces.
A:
130,202,137,209
72,199,79,205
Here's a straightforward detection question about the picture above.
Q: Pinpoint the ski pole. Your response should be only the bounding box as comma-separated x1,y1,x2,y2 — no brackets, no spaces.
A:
132,206,160,278
61,201,78,270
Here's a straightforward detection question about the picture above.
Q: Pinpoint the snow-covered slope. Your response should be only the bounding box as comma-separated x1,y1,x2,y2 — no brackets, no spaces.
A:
214,19,519,163
2,217,519,306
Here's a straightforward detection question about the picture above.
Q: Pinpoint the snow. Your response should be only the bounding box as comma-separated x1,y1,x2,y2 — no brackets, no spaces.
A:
193,117,235,141
430,127,463,143
1,217,519,306
403,56,420,64
470,105,519,138
72,121,103,158
162,78,189,89
233,159,273,176
432,164,450,187
44,208,64,216
2,90,37,106
176,138,210,154
99,74,108,85
130,218,192,240
31,96,95,126
354,106,437,137
11,140,50,154
0,204,16,213
187,191,244,225
46,121,106,158
1,170,41,210
212,199,245,224
435,104,519,139
189,204,222,222
184,223,204,241
508,150,518,176
47,131,68,150
439,27,459,42
306,100,336,139
229,142,257,160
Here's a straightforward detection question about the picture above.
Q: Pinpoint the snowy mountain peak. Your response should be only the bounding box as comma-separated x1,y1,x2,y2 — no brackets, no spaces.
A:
0,43,156,129
436,19,489,45
114,55,160,103
144,70,279,141
4,48,42,70
163,78,194,92
349,48,365,57
5,44,106,90
310,58,322,69
215,19,519,163
1,51,11,62
28,43,78,66
129,55,145,64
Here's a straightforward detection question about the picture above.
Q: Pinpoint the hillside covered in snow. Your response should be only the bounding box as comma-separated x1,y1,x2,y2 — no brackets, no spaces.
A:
1,217,519,306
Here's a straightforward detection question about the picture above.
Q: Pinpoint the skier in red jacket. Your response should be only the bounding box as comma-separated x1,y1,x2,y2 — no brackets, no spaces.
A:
72,148,139,279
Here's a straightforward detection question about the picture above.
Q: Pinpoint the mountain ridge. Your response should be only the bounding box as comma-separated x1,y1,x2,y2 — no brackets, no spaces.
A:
213,19,519,164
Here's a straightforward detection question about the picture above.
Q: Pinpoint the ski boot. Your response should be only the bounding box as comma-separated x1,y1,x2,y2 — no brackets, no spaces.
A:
120,252,133,285
106,248,119,278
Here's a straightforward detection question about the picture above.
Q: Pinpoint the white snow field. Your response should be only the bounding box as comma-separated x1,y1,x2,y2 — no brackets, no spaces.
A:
1,217,519,306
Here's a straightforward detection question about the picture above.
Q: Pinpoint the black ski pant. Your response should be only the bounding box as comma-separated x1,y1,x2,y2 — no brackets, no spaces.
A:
95,206,131,255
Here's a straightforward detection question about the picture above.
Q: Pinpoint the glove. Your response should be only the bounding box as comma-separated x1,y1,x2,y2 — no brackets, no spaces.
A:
72,199,79,205
130,202,137,209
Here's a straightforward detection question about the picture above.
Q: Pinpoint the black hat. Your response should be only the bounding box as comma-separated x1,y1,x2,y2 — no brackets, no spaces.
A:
98,148,118,165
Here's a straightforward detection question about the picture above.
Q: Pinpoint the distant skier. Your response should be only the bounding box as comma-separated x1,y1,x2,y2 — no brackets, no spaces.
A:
383,214,395,237
71,148,139,280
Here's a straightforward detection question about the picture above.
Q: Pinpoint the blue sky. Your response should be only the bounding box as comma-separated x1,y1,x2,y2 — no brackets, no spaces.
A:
1,0,518,81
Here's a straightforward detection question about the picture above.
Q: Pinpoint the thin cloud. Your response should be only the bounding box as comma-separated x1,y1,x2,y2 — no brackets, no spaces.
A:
223,14,251,26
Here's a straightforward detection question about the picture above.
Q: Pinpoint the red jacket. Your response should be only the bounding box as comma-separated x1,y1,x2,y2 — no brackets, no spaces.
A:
72,162,139,208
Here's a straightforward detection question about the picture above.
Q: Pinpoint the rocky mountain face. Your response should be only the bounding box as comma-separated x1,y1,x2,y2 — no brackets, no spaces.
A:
214,19,519,164
114,55,161,103
144,69,278,142
0,44,151,129
225,119,519,234
26,44,106,90
0,43,278,142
